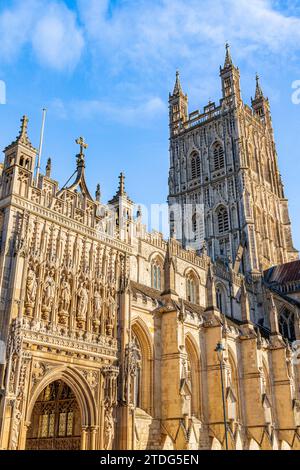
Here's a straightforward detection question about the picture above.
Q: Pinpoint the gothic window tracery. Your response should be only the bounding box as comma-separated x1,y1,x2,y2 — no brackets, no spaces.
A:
151,256,163,291
26,380,81,450
213,143,225,171
186,271,198,304
129,327,152,414
190,153,201,180
185,337,201,419
216,284,227,314
279,309,296,342
132,335,142,408
217,206,229,234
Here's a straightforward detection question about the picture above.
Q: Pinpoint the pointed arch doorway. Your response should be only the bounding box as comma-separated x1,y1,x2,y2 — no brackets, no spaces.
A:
25,380,81,450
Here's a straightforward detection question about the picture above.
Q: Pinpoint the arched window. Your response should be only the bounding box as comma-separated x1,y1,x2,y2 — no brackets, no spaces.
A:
185,337,201,419
26,381,81,450
213,143,225,171
191,153,201,180
217,207,229,234
151,257,163,291
131,323,153,414
279,309,296,342
186,271,198,304
131,335,142,408
227,353,240,422
262,363,273,426
216,285,226,314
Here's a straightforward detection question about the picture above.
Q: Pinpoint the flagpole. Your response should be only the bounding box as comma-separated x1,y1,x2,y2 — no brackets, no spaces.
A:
35,108,47,186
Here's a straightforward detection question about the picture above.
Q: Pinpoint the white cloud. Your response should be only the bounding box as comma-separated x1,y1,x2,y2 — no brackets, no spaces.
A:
0,0,36,60
32,3,84,71
0,0,84,70
77,0,300,70
1,0,300,74
49,96,166,125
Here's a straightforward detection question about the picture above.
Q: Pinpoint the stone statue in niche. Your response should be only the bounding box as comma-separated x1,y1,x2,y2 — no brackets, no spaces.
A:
106,286,117,336
104,405,114,450
94,289,102,318
41,269,56,320
25,268,37,316
92,288,102,333
58,276,71,325
77,281,89,328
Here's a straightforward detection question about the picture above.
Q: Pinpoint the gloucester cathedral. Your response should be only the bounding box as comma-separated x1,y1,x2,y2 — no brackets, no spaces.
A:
0,45,300,451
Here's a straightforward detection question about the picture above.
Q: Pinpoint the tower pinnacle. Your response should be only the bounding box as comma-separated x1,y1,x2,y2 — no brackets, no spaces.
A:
224,42,233,68
255,73,263,99
20,115,29,137
173,70,182,95
95,183,101,202
15,115,34,148
118,172,126,196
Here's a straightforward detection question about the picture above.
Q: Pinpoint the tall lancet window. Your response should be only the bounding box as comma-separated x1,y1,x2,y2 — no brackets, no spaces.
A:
151,257,163,291
186,271,198,304
132,334,142,408
217,206,229,234
213,143,225,171
191,153,201,180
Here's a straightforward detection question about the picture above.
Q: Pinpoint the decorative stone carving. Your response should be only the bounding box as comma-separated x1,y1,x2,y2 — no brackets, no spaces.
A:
32,361,46,384
123,341,141,405
41,270,55,320
92,288,102,333
102,366,119,407
9,353,31,449
10,401,22,450
77,281,89,329
106,286,117,336
104,404,114,450
94,289,102,317
25,268,37,316
81,369,98,390
58,276,71,324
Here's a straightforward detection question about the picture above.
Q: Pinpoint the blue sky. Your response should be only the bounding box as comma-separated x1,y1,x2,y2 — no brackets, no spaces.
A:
0,0,299,250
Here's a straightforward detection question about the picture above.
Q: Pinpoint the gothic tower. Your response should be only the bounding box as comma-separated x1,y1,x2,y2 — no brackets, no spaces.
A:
168,45,298,274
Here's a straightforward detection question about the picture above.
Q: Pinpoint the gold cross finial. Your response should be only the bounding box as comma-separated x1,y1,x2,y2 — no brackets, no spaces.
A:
75,136,88,155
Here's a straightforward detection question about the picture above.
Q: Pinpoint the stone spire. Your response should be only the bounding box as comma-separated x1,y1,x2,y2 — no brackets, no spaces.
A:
240,280,251,324
11,115,36,150
108,171,133,206
95,184,101,202
19,115,29,139
269,294,280,335
161,241,177,299
117,172,126,196
206,264,217,310
46,158,51,178
224,42,233,68
173,70,182,95
4,114,38,154
255,74,263,100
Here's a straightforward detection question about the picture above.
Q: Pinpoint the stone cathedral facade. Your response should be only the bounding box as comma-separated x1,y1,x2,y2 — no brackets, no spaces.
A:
0,46,300,451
